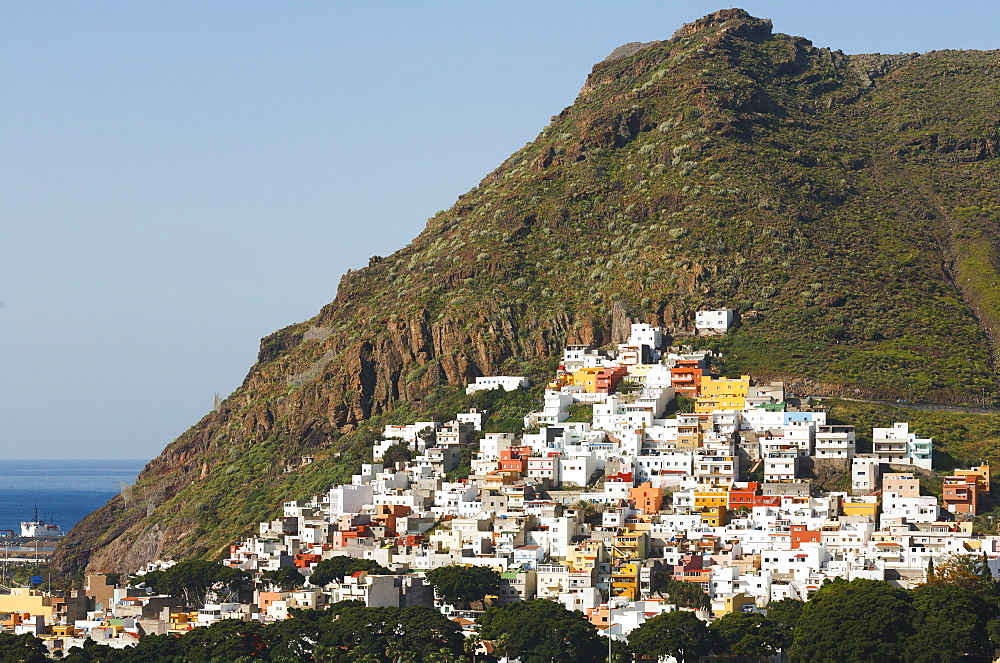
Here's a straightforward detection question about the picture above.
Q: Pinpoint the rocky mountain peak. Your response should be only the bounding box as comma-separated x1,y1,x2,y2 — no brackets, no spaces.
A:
671,8,772,43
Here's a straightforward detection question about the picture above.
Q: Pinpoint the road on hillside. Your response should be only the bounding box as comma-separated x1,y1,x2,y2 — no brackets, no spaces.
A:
831,397,1000,416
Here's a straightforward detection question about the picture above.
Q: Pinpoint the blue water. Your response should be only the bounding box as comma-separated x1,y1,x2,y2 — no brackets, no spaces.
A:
0,459,147,534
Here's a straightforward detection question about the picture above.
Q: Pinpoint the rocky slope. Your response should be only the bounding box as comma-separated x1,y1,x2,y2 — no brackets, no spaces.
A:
53,9,1000,574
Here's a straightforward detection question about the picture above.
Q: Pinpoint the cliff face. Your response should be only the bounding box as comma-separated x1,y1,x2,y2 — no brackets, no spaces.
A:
53,9,1000,574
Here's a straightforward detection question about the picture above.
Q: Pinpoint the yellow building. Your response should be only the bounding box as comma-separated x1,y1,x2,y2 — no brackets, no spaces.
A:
547,374,571,390
955,465,991,494
714,592,757,616
482,471,517,490
695,375,751,413
169,611,199,634
571,367,603,393
676,416,707,448
611,532,649,560
694,489,729,509
0,588,54,621
700,505,728,527
626,364,656,378
841,496,878,519
610,561,640,600
566,541,608,573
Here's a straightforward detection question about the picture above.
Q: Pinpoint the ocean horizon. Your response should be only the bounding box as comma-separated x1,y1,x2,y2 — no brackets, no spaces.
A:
0,459,147,535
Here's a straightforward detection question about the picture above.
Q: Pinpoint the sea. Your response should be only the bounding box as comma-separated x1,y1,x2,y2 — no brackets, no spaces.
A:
0,459,147,535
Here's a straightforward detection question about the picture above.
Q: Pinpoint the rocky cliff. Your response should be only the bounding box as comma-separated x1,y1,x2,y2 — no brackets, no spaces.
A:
53,9,1000,574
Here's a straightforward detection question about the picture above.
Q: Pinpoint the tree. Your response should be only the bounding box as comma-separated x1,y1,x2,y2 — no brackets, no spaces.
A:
131,560,249,606
308,556,390,587
764,597,802,652
653,577,711,610
924,552,998,595
572,500,603,525
477,599,606,663
425,565,501,609
0,633,49,663
904,583,996,662
789,578,914,662
381,442,413,467
323,605,465,662
266,603,365,661
181,619,270,662
628,610,716,663
265,609,336,661
260,565,306,591
123,633,186,662
417,425,437,447
61,637,129,662
604,636,633,663
711,611,782,661
129,568,164,589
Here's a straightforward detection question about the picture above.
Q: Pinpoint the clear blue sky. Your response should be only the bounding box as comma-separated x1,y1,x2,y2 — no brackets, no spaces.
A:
2,2,997,460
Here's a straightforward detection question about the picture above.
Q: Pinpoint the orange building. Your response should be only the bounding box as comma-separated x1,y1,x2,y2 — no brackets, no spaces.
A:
630,482,663,515
294,553,323,569
671,360,707,397
373,504,410,532
943,474,983,515
332,524,373,548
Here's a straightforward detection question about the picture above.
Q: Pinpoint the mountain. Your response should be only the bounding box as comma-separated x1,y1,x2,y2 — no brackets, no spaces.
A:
53,9,1000,574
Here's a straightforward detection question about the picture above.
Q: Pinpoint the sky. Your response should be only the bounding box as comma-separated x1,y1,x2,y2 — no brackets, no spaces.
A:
2,1,998,460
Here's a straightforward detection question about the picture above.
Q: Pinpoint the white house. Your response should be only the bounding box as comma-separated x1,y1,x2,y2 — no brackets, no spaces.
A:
525,390,573,427
851,456,881,494
872,423,933,470
695,309,735,334
815,425,856,459
328,484,374,516
466,376,529,395
560,454,598,487
764,453,798,483
880,492,941,527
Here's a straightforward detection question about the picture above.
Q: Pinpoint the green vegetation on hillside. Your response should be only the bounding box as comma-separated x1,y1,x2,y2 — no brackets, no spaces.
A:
54,9,1000,574
826,399,1000,471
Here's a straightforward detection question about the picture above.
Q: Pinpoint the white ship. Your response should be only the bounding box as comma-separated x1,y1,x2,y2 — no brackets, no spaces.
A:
19,507,63,538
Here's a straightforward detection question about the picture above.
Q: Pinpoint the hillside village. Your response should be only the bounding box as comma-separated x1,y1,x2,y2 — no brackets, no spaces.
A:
4,315,998,654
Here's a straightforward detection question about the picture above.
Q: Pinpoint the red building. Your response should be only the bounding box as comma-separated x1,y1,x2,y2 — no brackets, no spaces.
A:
673,554,711,589
294,553,323,569
790,524,821,549
596,366,628,394
727,482,762,510
499,446,530,476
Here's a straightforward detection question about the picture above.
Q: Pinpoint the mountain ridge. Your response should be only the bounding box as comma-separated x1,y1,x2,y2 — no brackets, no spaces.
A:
52,8,1000,574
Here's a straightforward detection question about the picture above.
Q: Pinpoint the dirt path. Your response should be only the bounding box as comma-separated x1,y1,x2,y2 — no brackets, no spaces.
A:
835,396,1000,416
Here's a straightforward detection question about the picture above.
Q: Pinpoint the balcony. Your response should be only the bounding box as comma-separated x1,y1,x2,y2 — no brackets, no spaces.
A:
873,443,907,453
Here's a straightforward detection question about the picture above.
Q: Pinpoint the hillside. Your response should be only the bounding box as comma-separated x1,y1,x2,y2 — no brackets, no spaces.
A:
53,9,1000,574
